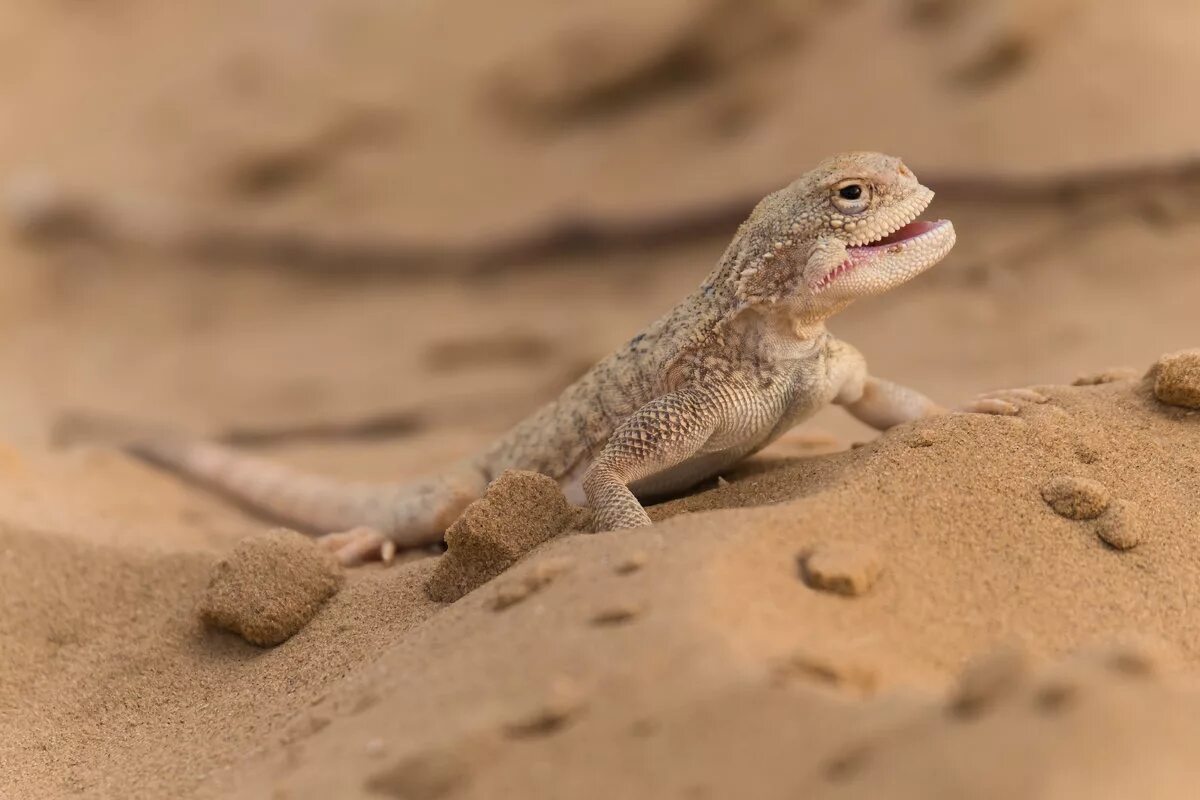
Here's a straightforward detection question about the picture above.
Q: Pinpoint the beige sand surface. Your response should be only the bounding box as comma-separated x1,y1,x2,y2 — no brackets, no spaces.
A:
2,1,1200,798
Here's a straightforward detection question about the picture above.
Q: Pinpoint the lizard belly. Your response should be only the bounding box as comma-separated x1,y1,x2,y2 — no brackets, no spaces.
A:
628,449,753,499
629,360,831,499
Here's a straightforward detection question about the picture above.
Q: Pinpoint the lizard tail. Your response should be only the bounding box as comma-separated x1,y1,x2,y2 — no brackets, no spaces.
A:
128,437,487,547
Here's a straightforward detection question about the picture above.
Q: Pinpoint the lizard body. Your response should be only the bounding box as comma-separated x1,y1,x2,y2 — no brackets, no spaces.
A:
133,152,957,563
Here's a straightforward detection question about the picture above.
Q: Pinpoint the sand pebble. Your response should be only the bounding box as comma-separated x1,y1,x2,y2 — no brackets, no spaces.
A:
773,651,877,696
1095,500,1142,550
614,550,649,574
905,430,936,448
1040,475,1110,520
1073,438,1103,464
492,556,574,611
351,692,382,714
1032,680,1079,713
1150,349,1200,409
1087,637,1173,678
366,748,468,800
282,713,331,745
629,717,660,737
590,602,643,626
199,529,343,647
949,646,1030,718
503,678,586,738
822,742,872,783
426,471,574,603
1072,367,1139,386
799,542,884,597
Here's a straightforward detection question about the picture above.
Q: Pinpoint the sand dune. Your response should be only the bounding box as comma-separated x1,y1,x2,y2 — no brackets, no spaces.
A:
2,359,1198,798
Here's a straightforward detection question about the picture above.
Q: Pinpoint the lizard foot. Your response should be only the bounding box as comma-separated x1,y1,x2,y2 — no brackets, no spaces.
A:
961,388,1050,416
316,526,396,567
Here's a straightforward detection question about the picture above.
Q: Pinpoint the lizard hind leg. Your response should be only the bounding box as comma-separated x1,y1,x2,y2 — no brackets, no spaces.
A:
128,436,486,563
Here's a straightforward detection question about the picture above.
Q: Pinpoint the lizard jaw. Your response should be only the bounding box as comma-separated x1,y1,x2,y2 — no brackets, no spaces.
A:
812,218,956,296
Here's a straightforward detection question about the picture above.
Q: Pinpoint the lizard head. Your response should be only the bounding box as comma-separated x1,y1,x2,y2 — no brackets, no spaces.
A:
734,152,955,317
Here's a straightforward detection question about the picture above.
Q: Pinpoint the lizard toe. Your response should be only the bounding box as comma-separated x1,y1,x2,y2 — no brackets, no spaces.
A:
316,526,391,567
963,397,1020,416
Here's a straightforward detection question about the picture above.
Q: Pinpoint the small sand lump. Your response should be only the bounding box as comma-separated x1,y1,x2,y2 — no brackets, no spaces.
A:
1040,475,1110,520
426,470,574,603
800,542,883,597
950,646,1030,718
199,529,343,647
1150,349,1200,409
492,556,574,611
1072,367,1139,386
1095,499,1142,550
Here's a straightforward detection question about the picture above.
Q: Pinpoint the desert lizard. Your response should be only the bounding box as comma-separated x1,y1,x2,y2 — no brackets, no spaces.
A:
132,151,990,564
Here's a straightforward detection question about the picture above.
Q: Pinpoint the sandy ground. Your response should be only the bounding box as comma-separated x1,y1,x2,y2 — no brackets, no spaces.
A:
2,1,1200,798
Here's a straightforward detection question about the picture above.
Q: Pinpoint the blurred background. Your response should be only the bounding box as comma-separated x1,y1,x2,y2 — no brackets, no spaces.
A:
0,0,1197,479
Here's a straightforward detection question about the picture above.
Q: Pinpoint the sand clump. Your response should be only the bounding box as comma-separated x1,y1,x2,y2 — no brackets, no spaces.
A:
1040,475,1111,520
491,556,575,611
502,678,588,739
772,650,879,697
365,747,472,800
799,542,884,596
589,601,644,626
949,646,1032,718
1095,499,1143,550
614,550,649,574
1150,349,1200,409
425,470,577,603
198,529,343,647
1073,367,1140,386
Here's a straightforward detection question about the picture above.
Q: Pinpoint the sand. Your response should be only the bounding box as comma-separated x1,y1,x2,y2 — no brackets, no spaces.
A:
2,0,1200,797
4,356,1199,799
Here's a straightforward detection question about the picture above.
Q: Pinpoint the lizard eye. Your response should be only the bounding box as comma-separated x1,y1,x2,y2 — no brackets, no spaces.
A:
832,180,871,214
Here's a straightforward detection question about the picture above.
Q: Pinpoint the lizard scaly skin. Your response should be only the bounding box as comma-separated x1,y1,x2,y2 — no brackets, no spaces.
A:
131,152,957,563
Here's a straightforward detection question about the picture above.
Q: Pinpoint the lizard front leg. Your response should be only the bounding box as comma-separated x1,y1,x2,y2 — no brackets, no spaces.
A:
825,340,942,431
837,375,945,431
584,389,720,531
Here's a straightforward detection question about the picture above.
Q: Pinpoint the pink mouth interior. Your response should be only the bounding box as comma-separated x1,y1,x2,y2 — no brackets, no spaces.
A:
816,218,948,291
850,219,943,250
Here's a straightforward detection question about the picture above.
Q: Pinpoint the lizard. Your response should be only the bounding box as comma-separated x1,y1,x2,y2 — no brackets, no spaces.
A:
130,151,983,565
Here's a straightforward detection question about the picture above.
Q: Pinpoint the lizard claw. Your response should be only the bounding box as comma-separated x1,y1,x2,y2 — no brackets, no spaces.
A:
316,526,396,567
961,388,1050,416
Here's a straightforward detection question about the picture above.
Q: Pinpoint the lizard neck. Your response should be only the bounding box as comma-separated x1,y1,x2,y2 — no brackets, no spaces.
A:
732,306,832,363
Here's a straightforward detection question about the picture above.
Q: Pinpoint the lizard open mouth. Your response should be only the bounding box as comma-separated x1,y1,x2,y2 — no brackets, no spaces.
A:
855,219,948,249
814,218,953,292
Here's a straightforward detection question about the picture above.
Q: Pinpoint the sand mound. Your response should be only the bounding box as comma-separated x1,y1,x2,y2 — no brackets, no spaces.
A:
425,470,579,603
1150,349,1200,409
4,353,1200,799
212,354,1200,800
199,528,344,646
